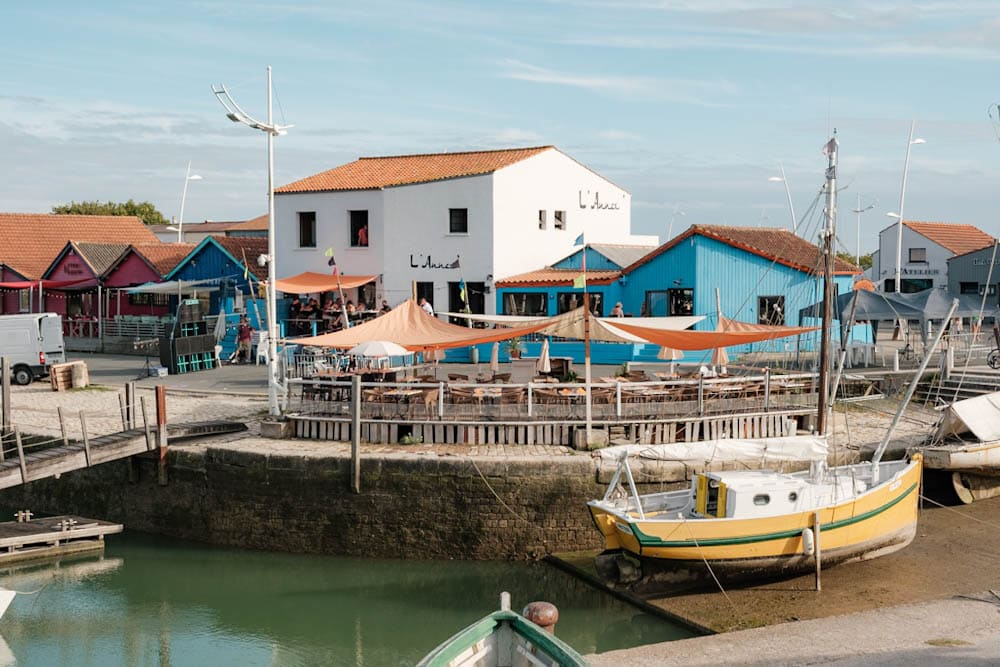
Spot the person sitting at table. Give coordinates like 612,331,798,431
289,296,302,319
356,300,367,314
610,302,624,317
379,299,391,314
322,297,335,314
345,300,356,316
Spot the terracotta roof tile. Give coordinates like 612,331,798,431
497,268,621,287
903,221,994,256
132,243,197,276
276,147,554,193
625,225,859,276
212,236,270,280
0,213,160,280
236,214,269,231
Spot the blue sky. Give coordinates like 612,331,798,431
2,1,999,255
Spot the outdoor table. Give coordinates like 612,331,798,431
382,388,423,417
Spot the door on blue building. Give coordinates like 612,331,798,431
646,288,693,316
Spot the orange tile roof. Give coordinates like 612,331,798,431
236,213,269,231
497,268,621,287
276,147,555,193
0,213,160,280
625,225,859,276
903,221,994,256
132,243,197,276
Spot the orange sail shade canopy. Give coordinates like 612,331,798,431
291,299,548,351
274,271,377,293
610,317,817,351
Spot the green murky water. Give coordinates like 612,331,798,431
0,533,693,666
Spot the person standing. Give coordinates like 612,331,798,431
610,302,624,317
236,316,254,364
419,297,434,316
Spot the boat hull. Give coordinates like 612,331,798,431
588,457,922,594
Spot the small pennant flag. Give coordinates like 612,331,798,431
821,137,837,156
573,274,586,289
325,247,339,277
448,256,461,269
458,278,467,303
573,233,584,246
243,263,249,280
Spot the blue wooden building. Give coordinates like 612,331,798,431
484,226,860,366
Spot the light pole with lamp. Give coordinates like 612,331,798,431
851,195,876,267
212,67,292,417
768,161,797,234
177,161,202,243
889,121,926,293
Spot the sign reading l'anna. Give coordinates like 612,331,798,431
578,190,620,210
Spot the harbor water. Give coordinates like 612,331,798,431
0,533,694,665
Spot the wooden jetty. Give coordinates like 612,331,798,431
0,513,122,565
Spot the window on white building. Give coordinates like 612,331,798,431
298,212,316,248
449,208,468,234
350,210,369,247
554,210,566,230
538,210,547,230
908,247,927,263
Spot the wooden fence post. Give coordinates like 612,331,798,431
156,385,168,485
140,397,153,451
125,382,136,430
351,375,361,493
14,427,27,484
79,411,92,467
118,393,128,431
57,407,69,447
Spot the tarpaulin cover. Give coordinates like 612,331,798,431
610,317,817,351
799,289,986,323
595,435,829,463
935,391,1000,442
291,299,548,351
127,279,219,294
274,271,376,293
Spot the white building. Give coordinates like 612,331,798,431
273,146,655,314
873,220,992,293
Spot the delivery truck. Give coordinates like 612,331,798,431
0,313,66,385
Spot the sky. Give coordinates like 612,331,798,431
2,1,1000,256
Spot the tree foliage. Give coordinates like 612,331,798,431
52,200,169,226
837,251,872,270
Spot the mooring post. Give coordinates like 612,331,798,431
140,396,153,451
13,427,26,484
118,393,128,431
79,411,92,467
763,367,771,411
57,406,69,447
125,381,136,429
814,510,822,591
351,374,361,493
1,357,10,437
156,385,168,486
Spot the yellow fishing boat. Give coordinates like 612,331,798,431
588,454,922,593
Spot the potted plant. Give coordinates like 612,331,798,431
507,337,524,359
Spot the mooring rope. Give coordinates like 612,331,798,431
920,494,1000,530
470,459,532,525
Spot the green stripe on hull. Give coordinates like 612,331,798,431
630,482,917,549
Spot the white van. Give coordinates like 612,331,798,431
0,313,66,385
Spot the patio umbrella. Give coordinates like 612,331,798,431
213,306,228,342
490,341,500,372
657,345,683,375
536,338,551,374
710,345,730,373
347,340,411,357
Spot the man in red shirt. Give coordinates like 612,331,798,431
236,316,254,364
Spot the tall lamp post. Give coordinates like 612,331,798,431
890,122,926,293
768,161,797,234
851,195,876,267
212,67,292,417
177,162,202,243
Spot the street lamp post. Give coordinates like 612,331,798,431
177,161,202,243
212,67,292,417
768,161,797,234
851,195,876,267
891,121,926,293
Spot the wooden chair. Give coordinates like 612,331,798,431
448,373,469,382
491,372,511,383
420,388,439,419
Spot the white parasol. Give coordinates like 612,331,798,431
710,344,730,374
657,344,683,375
490,341,500,372
536,338,551,374
347,340,411,357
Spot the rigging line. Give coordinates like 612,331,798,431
682,522,742,619
469,458,532,525
919,494,1000,530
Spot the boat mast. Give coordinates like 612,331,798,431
817,134,837,435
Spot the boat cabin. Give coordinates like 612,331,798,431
693,470,862,519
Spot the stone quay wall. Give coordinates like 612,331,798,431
0,446,615,560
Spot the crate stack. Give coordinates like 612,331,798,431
159,299,217,374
